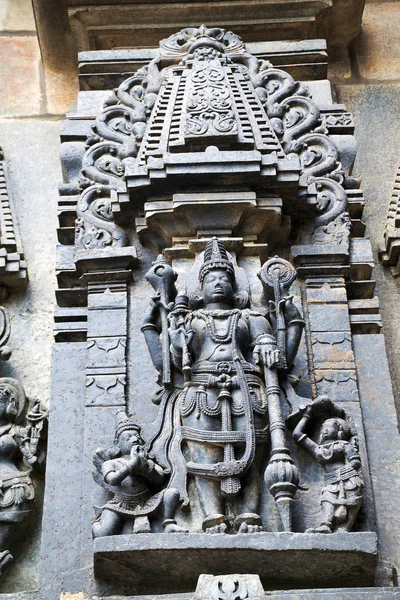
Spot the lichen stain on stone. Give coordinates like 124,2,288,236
60,593,88,600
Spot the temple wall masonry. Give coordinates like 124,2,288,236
0,0,399,598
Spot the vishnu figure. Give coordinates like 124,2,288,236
142,238,304,533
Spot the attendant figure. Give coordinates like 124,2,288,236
292,397,364,533
92,412,187,536
0,379,46,575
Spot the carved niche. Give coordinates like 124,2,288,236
53,25,382,596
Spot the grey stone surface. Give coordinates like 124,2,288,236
353,335,400,576
39,342,86,600
336,84,400,413
89,590,400,600
94,532,377,595
0,120,60,593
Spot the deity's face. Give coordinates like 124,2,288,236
118,429,143,455
202,269,234,306
320,418,340,443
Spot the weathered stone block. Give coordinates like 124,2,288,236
0,0,36,32
308,304,351,332
356,3,400,81
0,37,41,116
44,67,79,115
93,532,377,595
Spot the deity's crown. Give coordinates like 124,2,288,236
114,411,142,440
199,237,235,285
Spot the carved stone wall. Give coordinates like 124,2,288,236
0,0,399,598
38,23,400,600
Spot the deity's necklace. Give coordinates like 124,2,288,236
203,309,240,344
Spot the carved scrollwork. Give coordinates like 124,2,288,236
75,185,126,249
297,134,341,179
279,96,321,153
312,177,348,228
81,143,126,190
185,45,237,139
91,106,147,156
160,24,246,57
211,578,249,600
251,68,310,119
75,63,162,249
242,53,352,232
312,212,351,246
0,307,11,362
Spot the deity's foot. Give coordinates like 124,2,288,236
0,550,13,577
235,513,264,534
202,513,229,534
163,519,189,533
305,524,332,534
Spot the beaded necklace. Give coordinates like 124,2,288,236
202,309,240,344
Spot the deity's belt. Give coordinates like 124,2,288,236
182,357,259,492
324,465,362,485
191,361,262,376
113,489,151,503
187,372,262,388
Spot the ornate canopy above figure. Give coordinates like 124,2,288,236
74,25,357,268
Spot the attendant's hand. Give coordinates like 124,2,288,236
128,445,148,474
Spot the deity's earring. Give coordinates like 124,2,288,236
233,291,249,309
6,396,17,418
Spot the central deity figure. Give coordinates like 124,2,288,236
142,238,304,533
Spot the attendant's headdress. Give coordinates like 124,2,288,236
114,411,142,441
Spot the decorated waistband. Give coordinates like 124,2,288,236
324,465,362,485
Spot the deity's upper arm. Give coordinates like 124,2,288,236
246,310,272,343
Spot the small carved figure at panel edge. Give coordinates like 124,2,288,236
142,238,305,533
92,412,188,536
0,378,47,576
290,396,364,533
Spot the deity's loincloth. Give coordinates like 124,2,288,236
0,472,35,522
99,488,165,518
321,465,363,509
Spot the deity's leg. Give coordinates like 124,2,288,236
336,500,361,532
185,439,227,532
92,509,123,537
306,500,334,533
234,443,267,533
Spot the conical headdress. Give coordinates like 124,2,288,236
114,411,142,440
199,237,235,285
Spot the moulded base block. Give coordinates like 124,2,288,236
93,531,378,595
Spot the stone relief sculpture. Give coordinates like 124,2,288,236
0,378,47,575
290,396,364,533
74,26,357,251
92,411,187,536
141,238,305,533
